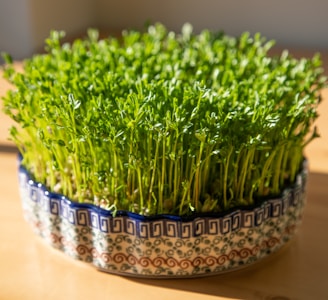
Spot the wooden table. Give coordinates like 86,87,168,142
1,51,328,299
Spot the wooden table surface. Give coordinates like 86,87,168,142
1,50,328,300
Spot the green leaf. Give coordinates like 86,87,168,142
2,23,326,216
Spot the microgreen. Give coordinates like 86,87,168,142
2,23,326,216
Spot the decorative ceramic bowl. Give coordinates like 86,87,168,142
18,161,307,278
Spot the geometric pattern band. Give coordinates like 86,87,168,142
19,167,306,239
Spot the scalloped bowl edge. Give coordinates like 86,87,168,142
18,161,308,278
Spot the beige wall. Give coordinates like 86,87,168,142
0,0,34,60
1,0,328,61
28,0,96,53
95,0,328,49
0,0,96,61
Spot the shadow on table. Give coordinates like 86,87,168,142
0,143,17,154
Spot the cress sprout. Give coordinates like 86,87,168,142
2,23,326,216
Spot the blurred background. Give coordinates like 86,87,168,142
1,0,328,62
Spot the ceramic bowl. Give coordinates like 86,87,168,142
18,161,307,278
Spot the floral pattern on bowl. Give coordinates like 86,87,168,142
18,162,307,278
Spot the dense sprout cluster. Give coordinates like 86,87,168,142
2,23,326,215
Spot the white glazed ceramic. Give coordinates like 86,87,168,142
18,161,307,278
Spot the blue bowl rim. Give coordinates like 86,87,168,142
18,155,307,222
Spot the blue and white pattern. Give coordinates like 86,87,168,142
19,168,305,239
18,163,307,277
